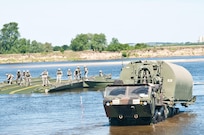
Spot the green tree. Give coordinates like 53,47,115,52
30,40,44,53
15,38,28,53
70,33,107,52
70,34,89,51
0,22,20,53
43,42,53,52
91,33,107,52
62,45,70,50
120,43,130,50
107,38,121,52
53,46,61,51
107,38,131,52
135,43,148,49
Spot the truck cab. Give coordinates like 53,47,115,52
103,84,160,125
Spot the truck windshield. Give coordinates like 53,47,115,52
128,86,149,97
104,86,149,97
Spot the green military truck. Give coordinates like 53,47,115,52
103,60,196,125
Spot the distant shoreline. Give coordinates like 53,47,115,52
31,58,204,68
3,57,204,70
0,45,204,64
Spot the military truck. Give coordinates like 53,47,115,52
103,60,196,125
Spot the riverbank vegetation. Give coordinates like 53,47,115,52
0,22,204,63
1,45,204,63
0,22,149,54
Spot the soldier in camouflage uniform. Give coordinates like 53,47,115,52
16,70,22,85
84,66,88,78
21,70,26,86
41,69,49,86
25,70,32,86
6,73,14,85
56,68,63,84
67,69,72,82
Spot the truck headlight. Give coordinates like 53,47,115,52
143,101,147,105
106,102,110,106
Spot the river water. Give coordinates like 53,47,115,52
0,56,204,135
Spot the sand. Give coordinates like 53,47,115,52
0,46,204,63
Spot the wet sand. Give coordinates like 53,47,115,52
109,113,197,135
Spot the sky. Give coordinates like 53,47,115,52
1,0,204,46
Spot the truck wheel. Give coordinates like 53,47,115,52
152,109,158,124
175,108,180,114
167,107,173,117
157,107,165,122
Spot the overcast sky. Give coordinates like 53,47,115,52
1,0,204,45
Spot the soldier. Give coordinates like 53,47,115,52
25,70,32,86
67,69,72,82
56,68,63,83
41,69,49,86
21,70,26,86
74,69,78,80
16,70,22,85
74,66,81,80
84,66,88,78
153,73,162,85
6,73,14,84
77,66,81,79
99,70,103,77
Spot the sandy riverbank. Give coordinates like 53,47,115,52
0,45,204,63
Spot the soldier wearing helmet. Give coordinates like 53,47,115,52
16,70,22,85
25,70,32,86
84,65,88,78
67,68,72,82
41,69,49,86
56,68,63,83
99,70,103,77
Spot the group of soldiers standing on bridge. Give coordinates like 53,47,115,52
5,65,104,87
41,65,89,87
6,70,32,86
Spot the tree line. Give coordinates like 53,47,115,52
0,22,148,54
